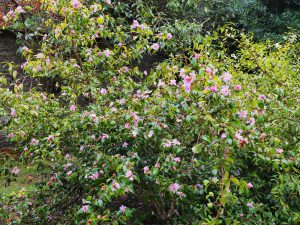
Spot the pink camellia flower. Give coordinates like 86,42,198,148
174,157,181,163
220,85,231,96
139,24,146,30
71,0,80,9
247,182,253,189
260,133,267,139
100,88,107,95
8,133,14,139
11,109,17,118
112,180,120,190
99,133,109,141
194,53,200,59
210,86,218,93
66,171,72,176
233,84,242,91
124,123,131,129
276,148,284,154
183,73,196,93
249,117,255,126
167,33,173,40
148,130,154,138
221,133,226,139
82,205,89,213
104,49,110,57
184,84,191,93
169,183,181,193
16,6,24,13
246,202,254,208
221,72,232,82
125,170,134,181
89,172,99,180
258,94,267,101
151,43,160,51
47,135,54,142
143,166,150,174
30,138,39,146
169,80,177,85
205,67,213,74
70,105,76,112
11,166,20,175
132,20,139,29
158,80,165,87
36,53,44,59
119,205,126,213
237,110,248,119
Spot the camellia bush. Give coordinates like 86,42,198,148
0,0,300,224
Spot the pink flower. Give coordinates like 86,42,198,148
66,171,72,176
119,205,126,213
174,157,181,163
210,86,218,92
155,162,160,168
47,135,54,142
148,130,154,138
36,53,44,59
169,183,181,193
99,133,109,141
70,105,76,112
124,123,131,129
194,53,200,59
205,67,213,74
276,148,283,154
233,85,242,91
247,182,253,189
71,0,80,9
258,95,267,101
30,138,39,146
169,80,177,85
183,73,196,93
125,170,134,181
221,72,232,82
167,33,173,40
16,6,24,13
11,109,17,117
237,110,248,119
104,49,110,57
132,20,139,29
100,88,107,95
11,166,20,175
184,84,191,93
8,133,14,139
112,180,120,190
220,85,231,96
89,172,99,180
151,43,160,51
260,133,267,139
221,133,226,139
158,80,165,87
122,142,128,147
143,166,150,174
249,117,255,126
82,205,89,213
246,202,254,208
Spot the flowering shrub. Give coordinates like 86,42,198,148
0,0,300,224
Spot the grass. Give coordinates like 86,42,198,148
0,155,37,194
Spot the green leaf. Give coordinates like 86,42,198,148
192,144,202,154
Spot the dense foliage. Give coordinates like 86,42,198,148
0,0,299,224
